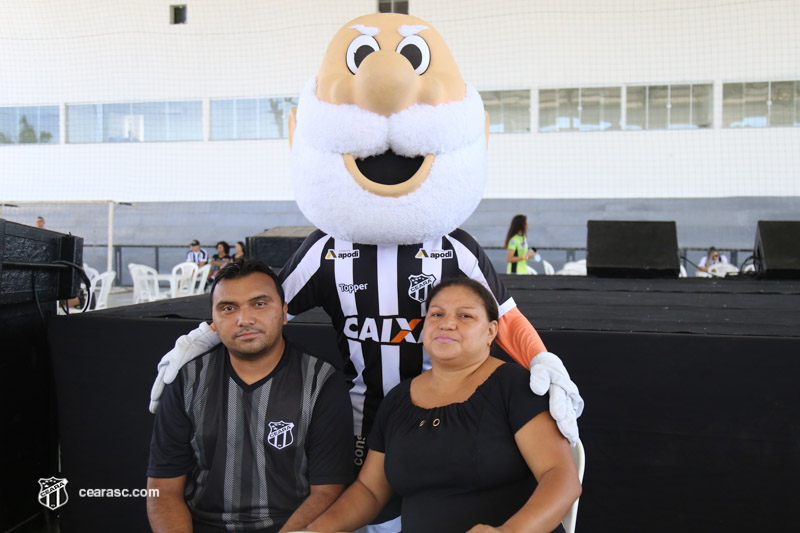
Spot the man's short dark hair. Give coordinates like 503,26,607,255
425,277,499,322
209,258,285,305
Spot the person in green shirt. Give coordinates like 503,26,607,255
505,214,538,274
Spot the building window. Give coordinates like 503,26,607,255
378,1,408,14
723,81,800,128
171,5,187,25
539,87,621,132
480,90,530,133
66,101,201,143
211,97,298,140
0,106,59,145
626,84,712,130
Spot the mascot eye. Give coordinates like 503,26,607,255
346,34,381,74
396,34,430,75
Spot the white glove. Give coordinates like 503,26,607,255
529,352,584,447
149,322,221,413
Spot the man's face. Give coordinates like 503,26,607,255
191,244,200,252
289,13,490,245
36,217,45,228
211,273,288,360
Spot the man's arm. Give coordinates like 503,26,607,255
147,475,191,533
279,484,346,532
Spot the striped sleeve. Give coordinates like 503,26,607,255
278,230,333,319
445,228,516,317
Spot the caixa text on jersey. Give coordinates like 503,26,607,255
343,316,423,344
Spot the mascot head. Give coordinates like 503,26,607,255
289,13,489,245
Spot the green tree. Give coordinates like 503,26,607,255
17,114,53,143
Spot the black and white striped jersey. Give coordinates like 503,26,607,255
279,228,515,436
147,342,353,532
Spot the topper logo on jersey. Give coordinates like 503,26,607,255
325,249,360,260
343,316,423,344
339,283,368,294
267,421,295,450
408,273,437,303
415,249,454,260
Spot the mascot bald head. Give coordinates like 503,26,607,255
289,13,489,245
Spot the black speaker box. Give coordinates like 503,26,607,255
587,220,679,278
753,221,800,279
247,226,316,269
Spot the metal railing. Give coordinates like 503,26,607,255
85,244,756,286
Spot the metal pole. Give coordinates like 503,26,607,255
107,201,114,273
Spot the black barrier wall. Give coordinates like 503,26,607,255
46,276,800,532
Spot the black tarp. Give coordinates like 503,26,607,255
48,276,800,532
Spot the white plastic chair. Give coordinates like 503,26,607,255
129,263,169,303
557,259,587,276
90,271,116,310
192,264,212,294
708,263,740,278
128,263,145,304
83,263,99,282
170,261,199,298
562,438,586,533
679,265,687,278
542,259,555,275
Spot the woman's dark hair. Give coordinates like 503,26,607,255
236,241,247,257
426,277,499,322
504,214,527,248
216,241,231,255
209,258,284,304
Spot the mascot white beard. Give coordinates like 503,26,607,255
291,77,487,245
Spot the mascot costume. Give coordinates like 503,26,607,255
150,13,583,531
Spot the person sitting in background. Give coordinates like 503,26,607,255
696,246,729,273
36,216,45,229
186,240,208,267
233,240,247,260
306,278,581,533
208,241,234,282
505,214,538,274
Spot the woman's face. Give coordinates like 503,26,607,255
217,244,225,255
422,285,498,366
236,243,244,255
711,251,720,261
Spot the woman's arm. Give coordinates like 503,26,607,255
506,248,527,263
305,450,393,532
469,411,581,533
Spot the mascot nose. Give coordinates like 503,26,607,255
353,50,418,116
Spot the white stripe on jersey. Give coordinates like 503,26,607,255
348,338,367,436
377,246,402,401
446,234,517,317
334,239,357,316
376,246,398,315
283,234,330,320
381,345,400,397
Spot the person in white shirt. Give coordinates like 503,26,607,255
697,247,729,272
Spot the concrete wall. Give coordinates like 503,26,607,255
1,0,799,202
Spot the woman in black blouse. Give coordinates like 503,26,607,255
306,278,581,533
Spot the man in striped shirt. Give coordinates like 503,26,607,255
147,260,353,532
187,240,209,267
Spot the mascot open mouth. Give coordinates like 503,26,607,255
356,150,424,185
343,151,435,198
